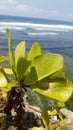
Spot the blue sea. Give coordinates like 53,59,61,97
0,15,73,80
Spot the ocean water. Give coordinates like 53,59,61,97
0,15,73,80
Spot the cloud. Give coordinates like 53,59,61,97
32,8,57,19
0,0,57,19
0,0,73,21
1,0,18,5
0,0,18,11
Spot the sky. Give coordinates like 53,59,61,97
0,0,73,21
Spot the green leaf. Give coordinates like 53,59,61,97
0,56,9,63
56,128,60,130
42,110,49,128
4,82,15,92
6,29,15,72
48,110,57,116
58,113,64,126
27,42,42,61
3,68,13,74
0,82,15,93
49,124,57,130
0,72,7,88
15,41,27,80
15,41,26,68
16,58,30,80
57,102,65,108
39,69,66,83
33,80,73,102
25,53,64,85
32,127,46,130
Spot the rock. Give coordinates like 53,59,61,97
0,113,7,130
60,108,73,130
24,102,41,117
8,126,18,130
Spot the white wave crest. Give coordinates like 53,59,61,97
0,22,73,32
28,32,58,36
0,22,73,29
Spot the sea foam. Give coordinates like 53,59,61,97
0,22,73,32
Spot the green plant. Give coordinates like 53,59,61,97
32,107,65,130
0,29,73,128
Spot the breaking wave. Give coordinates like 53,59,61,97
0,22,73,33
